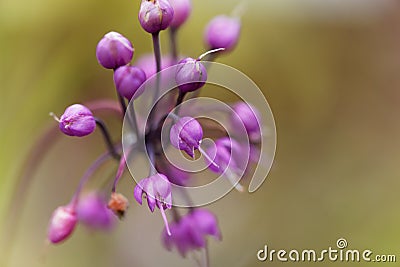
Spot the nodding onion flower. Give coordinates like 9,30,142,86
162,209,221,257
35,2,265,267
134,173,172,235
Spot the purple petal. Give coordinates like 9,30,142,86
191,209,222,240
134,179,147,205
147,195,156,212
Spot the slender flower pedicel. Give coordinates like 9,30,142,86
96,31,134,70
168,0,191,62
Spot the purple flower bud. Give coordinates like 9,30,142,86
135,53,174,79
204,15,241,52
58,104,96,137
170,116,203,158
114,66,147,100
138,0,174,34
169,0,192,29
134,173,172,212
162,209,221,257
47,205,77,244
230,102,261,142
76,193,115,230
96,31,134,69
175,58,207,93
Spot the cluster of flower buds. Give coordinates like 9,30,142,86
43,1,263,266
96,31,147,101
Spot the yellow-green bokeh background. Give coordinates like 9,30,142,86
1,0,399,266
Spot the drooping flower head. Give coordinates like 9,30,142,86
175,57,207,93
162,209,221,257
134,173,172,211
47,205,77,244
206,137,247,191
139,0,175,34
114,65,147,100
206,137,241,172
134,173,172,235
96,31,134,69
76,192,115,230
57,104,96,137
169,0,192,29
230,102,261,142
170,116,203,158
204,15,241,52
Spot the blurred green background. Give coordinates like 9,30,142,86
1,0,400,266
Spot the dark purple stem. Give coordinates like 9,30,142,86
148,32,162,131
127,102,140,142
113,68,127,116
0,99,123,267
169,27,178,63
117,93,127,116
152,32,161,105
112,147,131,192
95,117,120,160
71,151,114,207
173,91,186,116
152,32,162,73
147,142,157,176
